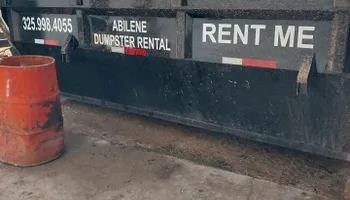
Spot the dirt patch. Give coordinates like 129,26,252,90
154,161,182,180
62,100,350,199
136,145,232,171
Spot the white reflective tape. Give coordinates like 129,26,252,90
111,47,125,54
222,57,242,65
34,39,44,44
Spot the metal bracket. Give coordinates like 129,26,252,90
171,0,187,7
61,34,78,64
296,55,314,96
5,0,11,6
333,0,350,9
76,0,83,5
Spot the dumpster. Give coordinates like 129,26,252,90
2,0,350,160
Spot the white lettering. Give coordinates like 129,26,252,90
136,21,142,33
118,20,123,32
233,24,248,45
93,33,138,48
119,35,125,45
142,21,147,33
202,23,217,43
112,20,118,31
148,37,154,49
130,20,135,32
159,39,165,50
166,39,171,51
199,23,316,49
94,33,99,44
143,37,149,48
137,37,143,48
124,35,130,47
274,25,295,47
250,24,266,45
124,20,130,32
21,16,73,33
135,37,171,51
113,20,147,33
218,24,232,44
109,34,115,46
297,26,315,49
129,36,135,48
115,35,120,46
154,38,160,49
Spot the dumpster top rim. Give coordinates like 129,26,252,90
0,55,55,68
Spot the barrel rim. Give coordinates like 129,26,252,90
0,55,55,68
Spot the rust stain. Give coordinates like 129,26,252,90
35,120,41,128
36,97,63,131
297,56,313,84
0,114,22,133
0,127,11,134
327,14,340,72
38,101,53,108
54,123,63,132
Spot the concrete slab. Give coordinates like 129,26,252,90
0,133,334,200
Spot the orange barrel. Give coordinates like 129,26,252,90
0,55,64,167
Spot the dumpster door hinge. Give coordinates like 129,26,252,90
5,0,11,6
296,55,315,96
76,0,83,5
61,34,78,64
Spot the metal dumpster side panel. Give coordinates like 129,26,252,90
5,7,348,73
2,1,350,160
12,42,350,160
0,0,342,11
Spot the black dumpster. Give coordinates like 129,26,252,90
2,0,350,160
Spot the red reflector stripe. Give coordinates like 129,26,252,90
44,40,60,46
124,48,146,56
242,59,276,69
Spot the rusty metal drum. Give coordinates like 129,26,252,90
0,55,64,166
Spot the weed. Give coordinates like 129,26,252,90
135,145,232,171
